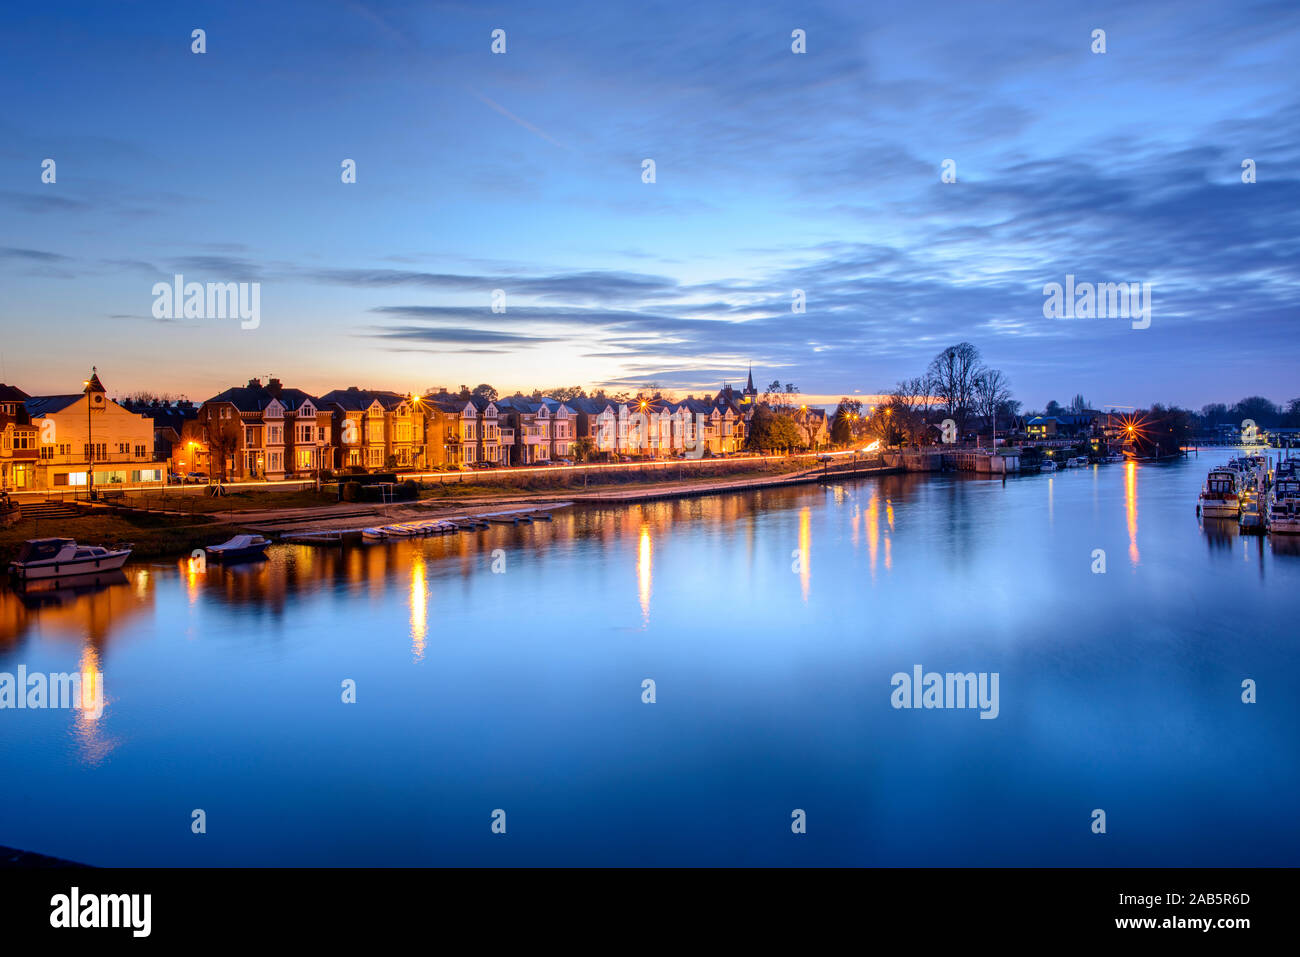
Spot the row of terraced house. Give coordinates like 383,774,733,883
0,369,801,490
189,377,764,481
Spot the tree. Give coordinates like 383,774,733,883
1045,399,1064,417
1229,396,1280,428
763,380,800,414
769,414,802,452
926,343,982,432
204,417,240,481
472,384,498,402
746,404,775,451
973,368,1012,448
831,398,862,445
548,386,587,402
572,437,595,463
1200,403,1229,428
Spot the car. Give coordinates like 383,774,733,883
185,471,209,484
167,472,184,484
472,461,500,470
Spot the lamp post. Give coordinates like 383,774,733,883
84,376,94,500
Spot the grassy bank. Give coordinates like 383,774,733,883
0,511,228,565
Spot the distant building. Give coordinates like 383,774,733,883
119,398,199,473
198,378,334,481
22,371,168,489
319,387,427,471
0,383,37,491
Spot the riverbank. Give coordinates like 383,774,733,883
0,511,246,566
0,459,893,561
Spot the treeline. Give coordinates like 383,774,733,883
831,342,1018,447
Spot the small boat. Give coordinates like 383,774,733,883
205,534,271,562
1103,454,1124,463
362,527,386,542
8,537,132,581
1040,460,1057,473
1240,499,1266,534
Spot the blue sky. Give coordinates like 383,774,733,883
1,0,1297,410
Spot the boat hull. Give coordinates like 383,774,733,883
206,545,270,563
1200,502,1238,518
8,550,131,581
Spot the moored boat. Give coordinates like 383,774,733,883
1199,467,1241,518
205,534,271,562
8,537,133,581
1239,498,1266,534
1269,475,1300,534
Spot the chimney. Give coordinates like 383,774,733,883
266,378,283,397
247,378,262,389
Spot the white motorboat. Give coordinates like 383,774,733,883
8,537,132,581
1269,476,1300,534
1199,468,1241,518
1041,460,1057,472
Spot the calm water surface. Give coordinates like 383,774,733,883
2,450,1298,865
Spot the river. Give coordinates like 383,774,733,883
1,449,1297,865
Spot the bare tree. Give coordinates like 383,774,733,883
973,368,1012,448
204,417,240,481
926,342,983,433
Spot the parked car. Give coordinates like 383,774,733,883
472,461,500,470
167,472,184,484
185,471,209,484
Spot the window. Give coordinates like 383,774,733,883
318,427,326,442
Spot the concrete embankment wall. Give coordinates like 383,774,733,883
884,451,1020,473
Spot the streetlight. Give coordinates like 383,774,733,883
83,376,93,500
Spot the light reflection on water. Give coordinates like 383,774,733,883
1,449,1298,866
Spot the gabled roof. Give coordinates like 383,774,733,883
202,385,281,413
25,394,83,417
495,396,543,414
201,379,323,414
564,396,615,415
538,398,575,415
318,387,408,412
0,384,30,403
